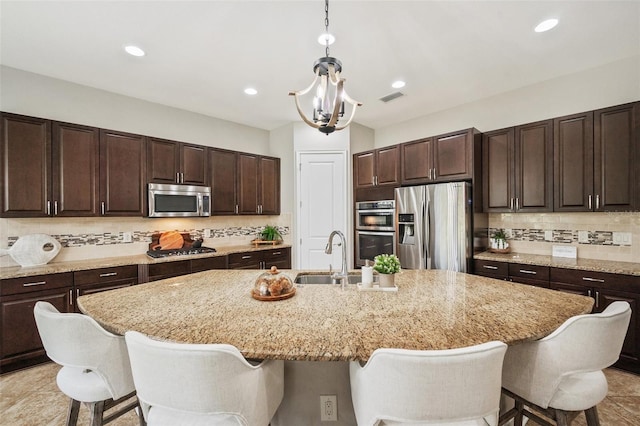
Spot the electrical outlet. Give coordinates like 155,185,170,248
578,230,589,244
320,395,337,422
544,230,553,241
122,232,132,243
204,229,212,238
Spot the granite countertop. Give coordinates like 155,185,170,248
77,269,593,362
474,251,640,276
0,244,291,280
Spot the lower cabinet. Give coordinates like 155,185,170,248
148,260,191,282
228,247,291,270
73,265,138,312
0,273,73,373
191,256,228,273
473,259,640,373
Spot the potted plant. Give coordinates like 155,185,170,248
373,254,401,287
256,225,282,245
491,228,509,251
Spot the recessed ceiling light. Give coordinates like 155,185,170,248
124,45,145,57
244,88,258,95
392,80,406,89
534,18,559,33
317,32,335,46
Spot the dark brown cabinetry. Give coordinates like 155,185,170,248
473,259,549,288
209,148,238,215
483,120,553,212
147,260,191,282
147,137,207,186
191,256,228,273
99,129,146,216
554,102,639,212
1,114,102,218
228,247,291,270
549,268,639,371
237,153,281,215
354,146,400,188
73,265,138,311
0,272,73,373
401,128,478,185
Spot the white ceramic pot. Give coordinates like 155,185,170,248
378,273,395,288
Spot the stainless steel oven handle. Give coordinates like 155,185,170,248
356,230,395,236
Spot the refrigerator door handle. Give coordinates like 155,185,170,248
423,199,429,269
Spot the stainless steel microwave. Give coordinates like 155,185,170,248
147,183,211,218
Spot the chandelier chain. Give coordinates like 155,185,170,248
324,0,330,57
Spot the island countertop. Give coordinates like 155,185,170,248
77,269,593,362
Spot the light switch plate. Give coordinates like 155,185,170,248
204,228,212,238
613,232,632,246
544,230,553,241
552,245,577,258
578,230,589,243
122,232,132,243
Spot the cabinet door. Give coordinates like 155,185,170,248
147,260,191,282
228,252,262,269
259,156,280,215
191,256,228,273
554,112,594,212
473,260,509,280
375,146,400,186
147,137,179,184
209,148,238,215
1,288,72,372
433,130,472,181
597,290,638,363
100,130,146,216
482,128,514,212
401,138,433,185
594,102,638,211
181,143,207,185
0,113,51,217
52,122,100,216
263,247,291,270
237,153,260,214
354,151,375,188
514,120,553,212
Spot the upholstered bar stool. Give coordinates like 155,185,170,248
125,330,284,426
33,301,142,426
500,301,631,426
349,341,508,426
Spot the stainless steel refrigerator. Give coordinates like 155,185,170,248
395,182,475,272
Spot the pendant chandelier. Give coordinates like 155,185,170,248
289,0,362,135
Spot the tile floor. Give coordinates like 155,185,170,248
1,362,638,425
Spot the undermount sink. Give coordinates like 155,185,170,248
294,273,362,285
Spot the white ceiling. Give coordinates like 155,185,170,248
1,1,639,131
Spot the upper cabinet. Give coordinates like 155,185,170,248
401,128,477,185
354,145,400,188
99,129,146,216
210,150,281,216
1,114,100,217
237,153,280,215
147,137,207,186
554,102,638,212
483,120,553,213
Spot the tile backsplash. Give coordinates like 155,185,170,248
489,212,640,263
0,214,291,267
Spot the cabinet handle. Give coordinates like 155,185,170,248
588,195,592,210
433,168,436,178
595,195,600,210
176,172,180,183
23,281,46,287
519,269,537,275
272,251,281,255
582,277,605,283
99,272,118,277
47,200,51,216
515,198,520,210
595,291,600,309
70,290,74,306
483,265,498,270
587,289,592,297
181,172,185,183
235,205,238,214
54,201,58,216
242,255,252,259
101,202,105,216
510,198,514,210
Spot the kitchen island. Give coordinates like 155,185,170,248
77,268,593,361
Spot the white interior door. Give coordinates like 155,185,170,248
297,152,347,269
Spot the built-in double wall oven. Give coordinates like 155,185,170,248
355,200,396,267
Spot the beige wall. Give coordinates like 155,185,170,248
374,55,640,147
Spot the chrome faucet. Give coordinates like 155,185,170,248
325,230,348,289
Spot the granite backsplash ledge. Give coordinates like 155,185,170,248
0,214,291,267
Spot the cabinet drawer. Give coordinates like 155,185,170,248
74,265,138,286
550,268,639,293
148,260,191,281
508,263,549,281
228,252,260,266
474,260,508,278
191,256,228,273
1,272,73,296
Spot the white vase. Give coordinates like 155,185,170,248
379,273,395,288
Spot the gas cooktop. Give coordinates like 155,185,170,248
146,247,217,258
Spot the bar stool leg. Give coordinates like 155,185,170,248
66,398,80,426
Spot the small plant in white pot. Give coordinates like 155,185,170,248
373,254,401,287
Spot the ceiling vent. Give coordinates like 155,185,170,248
379,91,405,103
